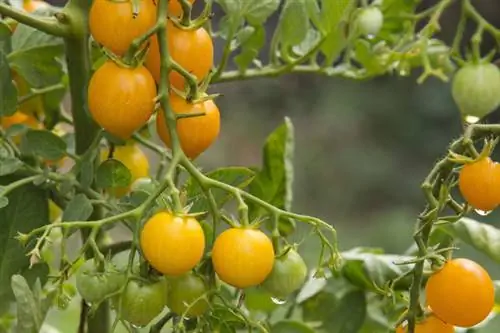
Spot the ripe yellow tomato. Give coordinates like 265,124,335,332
1,111,41,144
458,157,500,212
140,211,205,276
100,142,150,197
396,315,454,333
23,0,48,12
425,258,494,327
88,60,157,140
156,94,220,159
145,21,213,90
89,0,157,56
12,72,44,117
167,0,195,17
211,227,275,289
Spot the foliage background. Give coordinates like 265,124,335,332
16,0,499,331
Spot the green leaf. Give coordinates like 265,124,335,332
0,50,17,116
0,21,12,54
95,159,132,189
341,248,419,291
234,26,265,72
185,167,255,213
62,194,93,222
24,129,67,160
11,275,42,333
0,197,8,209
320,0,355,64
249,117,294,219
216,0,280,26
11,20,62,52
0,157,23,176
439,218,500,263
0,175,49,302
276,0,309,47
271,320,315,333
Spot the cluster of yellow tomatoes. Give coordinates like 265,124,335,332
397,257,494,332
87,0,220,160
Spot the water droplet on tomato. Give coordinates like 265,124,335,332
130,323,145,329
464,115,480,124
270,297,286,305
474,209,491,216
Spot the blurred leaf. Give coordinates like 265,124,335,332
62,194,93,222
439,217,500,263
186,167,255,213
275,0,309,48
296,273,328,304
0,175,49,302
77,156,95,189
271,320,315,333
0,21,11,54
24,129,67,160
11,20,62,52
320,0,355,64
95,159,132,189
249,117,294,222
302,290,338,323
11,275,41,333
329,290,367,332
341,248,418,291
0,50,17,116
234,25,265,72
377,0,418,44
216,0,279,26
0,157,23,176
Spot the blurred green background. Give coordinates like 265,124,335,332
30,0,500,331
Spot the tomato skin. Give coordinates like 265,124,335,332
140,211,205,276
261,249,308,299
156,94,220,159
212,228,275,289
356,7,384,37
145,21,213,89
88,61,157,140
75,259,126,304
100,143,150,197
396,315,454,333
452,63,500,119
425,258,494,327
166,272,209,317
117,279,168,327
458,157,500,212
89,0,157,56
168,0,195,16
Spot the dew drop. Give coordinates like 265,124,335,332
475,209,491,216
271,297,287,305
130,323,145,329
366,34,375,40
464,115,480,124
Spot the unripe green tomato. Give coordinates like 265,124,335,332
131,177,156,194
117,278,168,327
261,249,308,299
166,273,210,317
356,7,384,37
76,259,126,305
452,62,500,119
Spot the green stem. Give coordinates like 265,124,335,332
0,3,69,36
17,83,66,106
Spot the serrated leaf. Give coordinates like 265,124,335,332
95,159,132,189
0,175,49,302
249,117,294,220
185,167,255,213
62,194,93,222
439,218,500,263
271,320,315,333
234,26,265,72
0,50,17,116
24,129,67,160
320,0,355,64
0,157,23,176
11,275,42,333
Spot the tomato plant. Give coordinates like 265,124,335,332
2,0,500,332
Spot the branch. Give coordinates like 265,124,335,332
0,3,68,37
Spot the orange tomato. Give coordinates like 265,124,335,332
156,94,220,159
458,157,500,212
167,0,196,17
100,142,150,197
145,20,213,90
396,315,454,333
140,211,205,276
1,111,40,144
425,258,494,327
23,0,48,12
88,60,157,140
211,228,275,289
89,0,157,56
